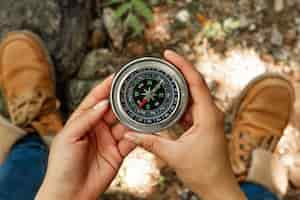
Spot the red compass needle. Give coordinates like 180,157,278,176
139,98,148,109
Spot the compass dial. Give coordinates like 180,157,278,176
110,57,188,133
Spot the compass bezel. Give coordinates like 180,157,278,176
110,57,189,133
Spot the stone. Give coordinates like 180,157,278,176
284,29,297,45
274,0,285,12
239,15,251,28
295,17,300,33
286,0,297,6
77,49,128,80
103,8,126,50
65,79,100,111
223,18,240,33
249,24,257,31
176,10,190,23
272,48,290,61
144,7,171,43
89,18,106,49
271,26,283,46
126,41,146,57
0,0,92,80
254,0,268,12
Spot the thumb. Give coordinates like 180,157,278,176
64,99,109,139
124,132,177,163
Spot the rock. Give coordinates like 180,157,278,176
249,24,257,31
239,15,251,28
202,21,225,40
223,18,240,34
145,7,171,43
65,79,100,111
0,0,92,80
176,10,190,23
103,8,126,50
190,195,199,200
284,29,297,45
271,26,283,46
286,0,297,7
254,0,268,12
77,49,128,80
295,18,300,33
274,0,285,12
89,18,106,49
179,189,190,200
126,41,146,57
272,48,290,61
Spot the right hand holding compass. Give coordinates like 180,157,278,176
125,50,247,200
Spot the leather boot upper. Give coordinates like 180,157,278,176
0,31,63,135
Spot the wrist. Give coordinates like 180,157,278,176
35,181,77,200
194,172,247,200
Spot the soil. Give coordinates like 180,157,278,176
0,0,300,199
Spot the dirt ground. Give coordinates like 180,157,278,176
1,0,300,199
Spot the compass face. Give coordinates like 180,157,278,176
110,57,188,133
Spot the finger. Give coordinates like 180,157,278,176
118,140,136,157
103,109,118,125
69,75,114,122
164,50,212,105
179,105,193,129
64,100,109,140
94,121,123,167
124,132,177,163
112,123,130,141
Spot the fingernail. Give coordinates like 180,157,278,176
164,49,176,56
93,99,109,111
124,133,142,144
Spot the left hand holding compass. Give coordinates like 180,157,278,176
36,76,136,200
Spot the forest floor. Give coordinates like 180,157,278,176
1,0,300,199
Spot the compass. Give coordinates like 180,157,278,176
110,57,189,133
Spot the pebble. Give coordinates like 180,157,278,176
271,26,283,46
176,9,190,23
66,79,99,111
89,19,106,49
274,0,285,12
77,49,116,80
239,15,251,28
126,41,146,56
249,24,257,31
103,8,126,50
254,0,268,12
284,29,297,45
295,18,300,33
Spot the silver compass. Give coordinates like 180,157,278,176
110,57,189,133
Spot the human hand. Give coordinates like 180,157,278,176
125,50,246,200
36,76,136,200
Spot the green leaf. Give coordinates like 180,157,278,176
103,0,123,7
114,2,132,18
125,13,144,36
166,0,175,4
131,0,153,22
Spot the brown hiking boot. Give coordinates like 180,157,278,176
0,31,63,136
229,74,295,180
